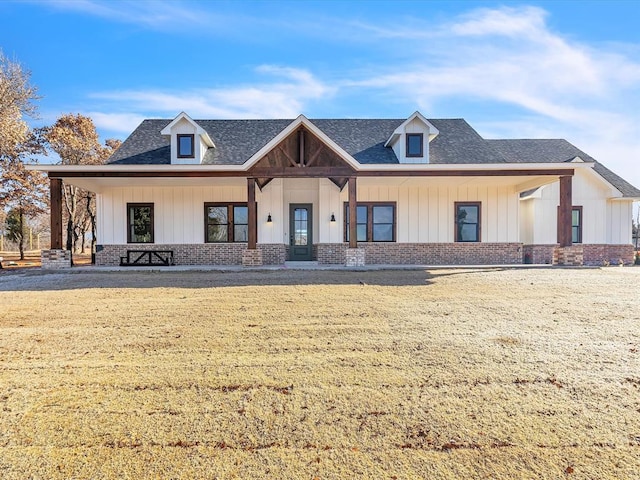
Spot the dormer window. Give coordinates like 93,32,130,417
177,134,195,158
406,133,423,157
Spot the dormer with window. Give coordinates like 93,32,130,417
385,111,439,164
161,112,215,164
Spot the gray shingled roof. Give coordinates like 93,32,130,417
107,118,638,198
108,118,505,166
489,139,640,198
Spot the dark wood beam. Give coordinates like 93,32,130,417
247,178,257,249
256,178,273,191
249,166,355,178
299,129,305,166
348,177,357,249
278,145,298,168
329,177,349,190
305,145,324,167
50,178,63,250
355,168,576,177
558,175,573,247
50,167,574,179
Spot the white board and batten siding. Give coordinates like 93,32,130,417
98,178,520,245
336,180,519,243
97,179,280,245
519,169,634,244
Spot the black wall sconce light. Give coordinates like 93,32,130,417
330,213,336,222
267,213,272,223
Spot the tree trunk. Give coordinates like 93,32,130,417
63,183,77,252
72,225,80,253
87,193,97,258
66,217,74,252
18,208,25,261
80,223,87,253
635,209,639,265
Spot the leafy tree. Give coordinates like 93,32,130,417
5,208,26,257
41,114,121,253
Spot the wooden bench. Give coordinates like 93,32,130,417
120,250,174,267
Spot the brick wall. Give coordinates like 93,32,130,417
523,244,556,264
317,243,523,265
554,245,584,266
582,244,635,266
96,244,286,266
41,249,71,269
95,242,635,267
525,244,635,266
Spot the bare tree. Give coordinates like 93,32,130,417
0,160,48,259
0,50,39,159
41,114,121,254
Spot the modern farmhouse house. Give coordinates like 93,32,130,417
36,112,639,268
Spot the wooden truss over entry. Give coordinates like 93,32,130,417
249,126,355,191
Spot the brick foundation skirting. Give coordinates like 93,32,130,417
317,243,523,265
525,244,635,266
95,244,286,266
554,245,584,266
345,248,366,267
242,249,263,267
523,245,556,264
95,242,635,267
582,244,635,266
41,249,72,269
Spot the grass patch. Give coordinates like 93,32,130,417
0,267,639,478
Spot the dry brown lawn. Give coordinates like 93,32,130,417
0,267,639,479
0,251,92,269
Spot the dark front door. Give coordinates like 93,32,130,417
289,204,313,261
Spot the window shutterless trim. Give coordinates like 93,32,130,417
127,203,154,244
557,205,583,244
343,201,396,242
204,202,255,243
454,201,481,242
177,134,195,158
572,205,583,244
406,133,424,158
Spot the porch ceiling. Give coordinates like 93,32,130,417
61,173,563,194
381,175,562,191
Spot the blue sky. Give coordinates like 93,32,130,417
2,0,640,193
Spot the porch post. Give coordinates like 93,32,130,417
247,178,257,249
50,178,63,249
348,176,357,248
558,175,573,247
41,177,71,269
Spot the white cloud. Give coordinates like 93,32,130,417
345,5,640,191
86,112,146,135
88,66,334,133
75,4,640,192
39,0,215,29
449,6,549,39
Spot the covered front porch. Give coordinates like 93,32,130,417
38,117,586,268
43,169,583,269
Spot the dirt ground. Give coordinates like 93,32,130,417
0,251,92,269
0,266,638,479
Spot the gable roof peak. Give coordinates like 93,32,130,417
384,111,440,148
160,112,215,147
